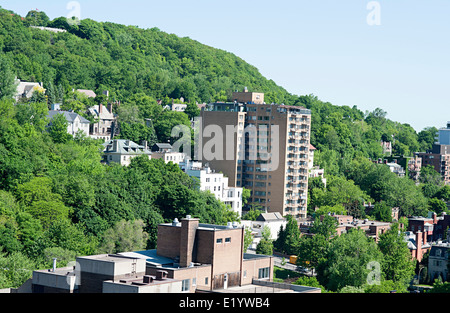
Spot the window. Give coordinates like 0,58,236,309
182,279,190,291
192,278,196,286
216,238,223,244
205,277,209,285
225,237,231,243
258,267,270,279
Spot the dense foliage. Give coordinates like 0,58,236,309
0,7,446,290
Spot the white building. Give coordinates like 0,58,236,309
14,79,44,102
241,213,287,249
171,103,187,112
47,110,90,137
182,159,243,217
102,139,151,166
308,144,327,187
150,143,187,165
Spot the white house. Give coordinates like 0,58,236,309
151,143,187,165
102,139,152,166
241,213,287,249
182,159,243,217
47,110,90,137
14,79,44,102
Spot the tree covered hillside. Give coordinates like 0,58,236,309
0,8,290,104
0,7,447,290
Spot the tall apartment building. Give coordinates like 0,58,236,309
197,91,311,218
417,123,450,185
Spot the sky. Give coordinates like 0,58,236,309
1,0,449,132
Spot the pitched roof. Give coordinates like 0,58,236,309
88,104,114,120
47,110,90,124
77,89,97,98
103,139,151,155
256,212,285,222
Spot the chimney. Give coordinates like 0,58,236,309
433,212,437,224
416,231,423,262
179,215,199,268
99,103,103,114
107,102,113,114
52,258,57,272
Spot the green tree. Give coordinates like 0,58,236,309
317,228,384,292
309,215,338,240
378,223,415,287
242,207,262,221
0,55,17,101
256,226,273,255
297,234,329,274
184,102,200,120
15,177,70,228
372,201,393,222
25,10,50,26
428,197,448,215
294,276,326,293
48,113,72,144
0,251,35,289
100,219,149,254
274,215,300,255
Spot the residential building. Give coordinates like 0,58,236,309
102,139,151,166
198,90,312,218
332,215,391,242
404,231,431,263
151,143,187,165
76,89,97,98
386,162,406,177
418,144,450,185
87,103,116,141
241,212,286,249
406,212,450,261
47,110,90,137
435,121,450,145
182,159,243,217
408,154,422,182
416,123,450,184
308,144,326,187
299,214,392,243
427,242,450,282
14,79,44,102
381,141,392,156
171,103,187,112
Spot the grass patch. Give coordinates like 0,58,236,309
273,266,302,282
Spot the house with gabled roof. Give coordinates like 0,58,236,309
87,103,116,141
47,110,90,137
102,139,151,166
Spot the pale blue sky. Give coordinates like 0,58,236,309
2,0,449,132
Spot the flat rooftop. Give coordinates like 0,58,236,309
161,221,243,231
